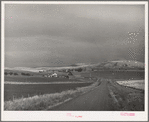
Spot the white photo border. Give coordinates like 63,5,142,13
1,1,148,121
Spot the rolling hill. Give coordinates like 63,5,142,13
5,60,144,73
92,60,144,70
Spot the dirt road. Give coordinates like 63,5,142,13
49,79,144,111
50,80,116,111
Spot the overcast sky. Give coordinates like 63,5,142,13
5,4,145,68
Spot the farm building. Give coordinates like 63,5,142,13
43,71,73,78
49,73,58,77
39,70,44,73
43,73,57,77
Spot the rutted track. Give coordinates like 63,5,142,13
49,79,116,111
49,79,144,111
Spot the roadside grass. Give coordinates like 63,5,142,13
4,81,100,110
5,76,78,83
116,80,144,90
108,80,144,111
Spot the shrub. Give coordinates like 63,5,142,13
26,73,31,76
68,71,73,76
4,72,8,75
14,73,18,75
75,68,83,72
21,73,25,75
9,72,13,75
21,73,31,76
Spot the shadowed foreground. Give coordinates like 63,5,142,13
49,80,115,111
49,79,144,111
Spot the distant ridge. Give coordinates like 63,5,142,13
94,60,144,70
5,60,144,72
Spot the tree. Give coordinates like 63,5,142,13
14,73,18,75
21,73,25,75
15,73,18,75
4,72,8,75
9,72,13,75
65,76,69,78
21,73,31,76
68,71,73,76
76,68,83,72
26,73,31,76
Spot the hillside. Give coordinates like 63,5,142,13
92,60,144,71
5,60,144,73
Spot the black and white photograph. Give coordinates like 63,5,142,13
1,1,148,121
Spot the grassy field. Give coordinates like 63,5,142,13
108,80,144,111
4,70,144,110
87,70,144,80
116,80,144,90
4,76,79,82
5,70,144,82
5,69,44,76
4,82,93,101
4,81,100,110
4,70,144,101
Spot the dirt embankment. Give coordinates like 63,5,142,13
49,79,144,111
108,80,144,111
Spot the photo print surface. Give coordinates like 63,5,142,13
1,1,148,121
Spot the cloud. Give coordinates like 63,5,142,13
4,4,145,67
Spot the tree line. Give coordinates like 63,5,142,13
4,72,32,76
